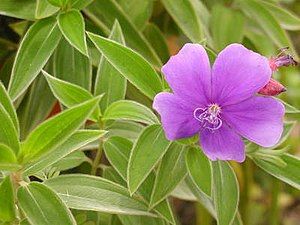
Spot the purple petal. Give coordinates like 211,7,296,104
200,123,245,162
162,43,211,107
212,44,271,106
153,92,200,140
222,97,285,147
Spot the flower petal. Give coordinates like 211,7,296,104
162,43,211,106
200,123,245,162
212,43,271,105
153,92,200,140
222,96,284,147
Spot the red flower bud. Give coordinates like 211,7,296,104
258,78,286,96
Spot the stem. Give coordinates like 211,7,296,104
270,178,280,225
91,140,103,176
240,159,253,225
91,120,104,176
195,202,212,225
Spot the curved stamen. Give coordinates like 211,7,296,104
193,104,222,131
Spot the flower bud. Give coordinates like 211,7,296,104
258,78,286,96
269,47,298,71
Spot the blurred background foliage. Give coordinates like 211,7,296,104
0,0,300,225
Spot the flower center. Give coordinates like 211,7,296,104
193,104,222,131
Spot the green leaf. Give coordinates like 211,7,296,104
0,104,20,154
53,38,92,90
237,0,297,56
103,100,159,125
47,0,69,7
118,215,165,225
95,20,127,112
84,0,162,66
150,143,187,208
105,120,144,141
0,144,20,171
253,153,300,190
185,176,215,217
143,23,170,64
20,97,101,163
17,72,56,140
161,0,203,43
70,0,94,9
8,17,62,100
211,4,245,51
0,0,36,20
35,0,59,19
260,0,300,31
116,0,153,30
0,176,16,222
58,9,88,56
279,99,300,114
171,179,197,201
51,151,87,171
88,32,162,99
0,82,19,134
43,71,100,121
128,125,170,194
24,130,106,175
212,161,239,225
186,146,212,197
17,182,76,225
104,136,132,180
44,175,156,216
103,136,175,224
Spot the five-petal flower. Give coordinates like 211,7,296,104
153,43,285,162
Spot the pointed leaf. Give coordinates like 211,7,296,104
116,0,153,30
253,153,300,190
58,9,88,56
0,82,19,133
0,144,20,171
94,21,127,112
43,71,100,121
0,176,16,222
260,1,300,31
54,38,92,90
8,18,62,100
88,32,162,99
186,146,212,197
104,136,175,224
24,130,106,175
35,0,59,19
0,104,19,154
150,143,187,208
84,0,161,66
212,161,239,225
17,72,56,140
21,97,100,163
44,175,156,216
161,0,203,43
0,0,36,20
128,125,170,194
103,100,159,125
211,4,245,51
17,182,76,225
237,0,297,56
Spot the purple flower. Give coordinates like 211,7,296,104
153,43,285,162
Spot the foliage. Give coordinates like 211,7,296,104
0,0,299,225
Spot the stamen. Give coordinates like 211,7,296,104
193,104,222,131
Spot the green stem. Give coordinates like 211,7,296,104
91,140,103,175
270,178,280,225
91,120,104,176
